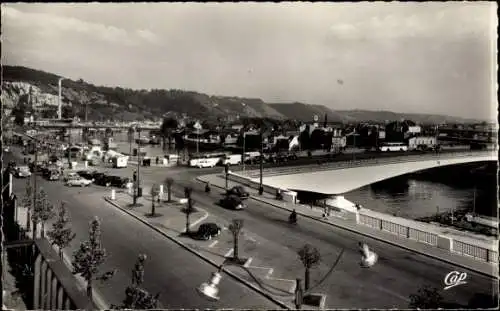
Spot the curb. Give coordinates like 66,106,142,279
196,177,497,279
103,197,291,310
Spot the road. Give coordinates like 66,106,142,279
172,172,499,308
5,151,281,309
7,147,498,308
95,163,498,308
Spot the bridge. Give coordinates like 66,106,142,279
240,151,496,195
32,122,160,131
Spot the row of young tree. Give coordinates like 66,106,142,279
21,179,160,309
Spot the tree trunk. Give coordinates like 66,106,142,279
41,222,45,238
167,187,171,202
186,213,190,233
59,248,63,259
33,221,38,238
26,210,31,231
151,199,155,216
305,268,310,291
87,277,93,299
233,235,239,260
162,137,167,151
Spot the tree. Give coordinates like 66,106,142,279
115,254,161,309
228,219,244,262
299,126,311,150
184,186,192,200
165,178,174,202
13,103,26,126
30,188,50,238
48,202,76,259
21,179,34,231
161,117,178,150
73,217,107,300
297,244,321,291
149,184,160,216
409,285,443,309
31,189,56,238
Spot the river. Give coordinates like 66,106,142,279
344,164,497,220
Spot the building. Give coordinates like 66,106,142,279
331,136,347,151
408,136,437,150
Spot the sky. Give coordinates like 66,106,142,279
2,2,497,120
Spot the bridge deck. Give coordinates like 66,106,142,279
252,153,496,195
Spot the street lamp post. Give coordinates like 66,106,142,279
259,130,264,195
132,127,142,206
197,243,378,308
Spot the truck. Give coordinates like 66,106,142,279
222,154,242,166
112,156,128,168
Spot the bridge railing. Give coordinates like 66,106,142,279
357,213,497,263
245,151,494,178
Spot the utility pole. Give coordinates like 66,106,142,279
137,128,142,200
68,124,73,169
242,132,246,172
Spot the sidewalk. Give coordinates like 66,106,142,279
197,174,498,277
104,192,299,309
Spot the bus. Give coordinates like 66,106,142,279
379,142,408,152
188,152,228,167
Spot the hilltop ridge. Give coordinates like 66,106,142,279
1,65,484,124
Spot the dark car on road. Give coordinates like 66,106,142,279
226,186,250,199
192,223,222,240
219,195,245,210
77,170,96,180
92,173,108,186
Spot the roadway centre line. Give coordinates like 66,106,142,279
208,240,219,248
224,248,234,257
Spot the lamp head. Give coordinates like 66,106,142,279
196,272,222,301
360,244,378,268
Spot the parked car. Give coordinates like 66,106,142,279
46,170,61,181
107,176,131,188
192,222,222,240
92,173,108,186
15,166,32,178
65,176,93,187
63,172,79,182
219,195,245,210
76,170,96,180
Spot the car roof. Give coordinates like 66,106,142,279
200,222,217,227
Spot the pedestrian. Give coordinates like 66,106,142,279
156,156,159,165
